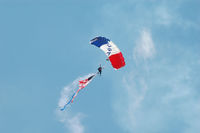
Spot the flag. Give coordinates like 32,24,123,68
71,74,95,103
60,74,96,111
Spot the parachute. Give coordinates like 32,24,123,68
90,36,125,69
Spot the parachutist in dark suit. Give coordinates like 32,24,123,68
97,65,103,76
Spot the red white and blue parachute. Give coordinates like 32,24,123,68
90,36,125,69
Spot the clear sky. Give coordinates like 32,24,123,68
0,0,200,133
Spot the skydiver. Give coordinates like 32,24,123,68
97,65,103,76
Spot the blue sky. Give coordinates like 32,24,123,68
0,0,200,133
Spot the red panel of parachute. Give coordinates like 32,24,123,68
109,52,125,69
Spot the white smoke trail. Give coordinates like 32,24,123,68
56,73,95,133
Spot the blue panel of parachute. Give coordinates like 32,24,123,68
90,36,110,47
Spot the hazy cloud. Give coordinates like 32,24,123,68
56,110,84,133
133,29,156,61
113,44,200,133
155,6,173,26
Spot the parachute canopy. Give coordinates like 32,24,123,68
90,36,125,69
